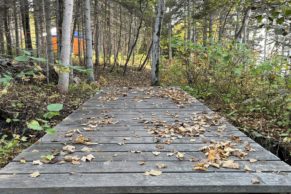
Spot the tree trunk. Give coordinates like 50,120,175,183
0,15,4,55
202,16,207,46
111,4,122,72
56,0,64,61
151,0,164,86
13,0,20,55
139,41,152,71
94,0,100,68
123,2,147,75
84,0,94,81
43,0,54,65
33,0,41,57
58,0,74,93
20,0,33,50
3,6,13,56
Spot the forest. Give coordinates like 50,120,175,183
0,0,290,170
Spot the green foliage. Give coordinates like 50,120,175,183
0,135,27,167
0,73,13,87
47,103,63,112
163,38,290,137
14,50,47,63
27,103,64,134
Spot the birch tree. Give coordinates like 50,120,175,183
151,0,164,86
84,0,95,81
58,0,74,93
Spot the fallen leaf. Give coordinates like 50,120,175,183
32,160,43,165
176,152,184,160
244,165,252,171
144,169,162,176
251,177,260,184
207,149,217,162
64,155,80,164
81,154,95,162
194,162,208,171
30,171,40,178
138,161,146,165
249,159,257,163
222,160,240,169
63,145,76,153
74,134,90,144
81,147,93,152
20,159,26,164
156,163,167,169
152,151,160,156
167,153,174,157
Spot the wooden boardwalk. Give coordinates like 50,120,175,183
0,87,290,194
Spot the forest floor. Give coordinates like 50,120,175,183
0,64,290,167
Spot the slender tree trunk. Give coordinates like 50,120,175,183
33,0,41,57
94,0,100,68
111,4,122,72
3,6,13,56
123,2,147,75
43,0,54,65
58,0,74,93
202,16,207,46
168,21,172,60
20,0,33,50
84,0,94,81
0,15,4,55
139,41,152,71
13,0,20,55
208,14,213,43
151,0,164,86
56,0,64,60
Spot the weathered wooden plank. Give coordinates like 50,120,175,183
13,150,279,162
25,142,272,153
45,128,247,138
2,161,290,174
40,135,254,144
0,173,290,193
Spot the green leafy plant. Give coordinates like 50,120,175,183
27,103,64,134
14,50,47,63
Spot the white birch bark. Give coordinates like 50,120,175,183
151,0,164,86
58,0,74,93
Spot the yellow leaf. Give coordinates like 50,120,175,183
30,171,40,178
